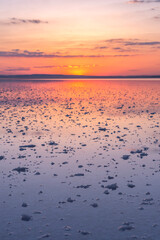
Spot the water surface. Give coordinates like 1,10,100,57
0,80,160,240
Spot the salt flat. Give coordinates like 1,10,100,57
0,80,160,240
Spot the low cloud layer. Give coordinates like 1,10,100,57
105,39,160,45
34,64,98,69
34,66,56,69
124,41,160,46
0,50,132,58
129,0,160,3
96,38,160,52
91,38,160,55
0,50,104,58
154,14,160,19
5,67,30,71
5,18,48,25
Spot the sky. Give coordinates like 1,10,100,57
0,0,160,76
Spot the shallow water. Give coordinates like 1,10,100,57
0,80,160,240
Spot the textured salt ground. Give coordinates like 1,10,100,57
0,80,160,240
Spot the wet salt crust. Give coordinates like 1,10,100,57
0,80,160,240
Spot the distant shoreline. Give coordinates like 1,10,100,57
0,74,160,81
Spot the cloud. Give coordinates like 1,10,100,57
34,65,75,69
5,67,30,72
3,18,48,25
104,38,160,47
34,65,98,69
92,38,160,54
105,38,130,43
112,47,133,52
34,65,71,68
94,46,108,50
124,41,160,46
0,50,132,58
154,14,160,19
0,50,103,58
128,0,160,3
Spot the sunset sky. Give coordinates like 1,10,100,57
0,0,160,76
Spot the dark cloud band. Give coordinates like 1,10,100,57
4,18,48,25
0,50,132,58
129,0,160,3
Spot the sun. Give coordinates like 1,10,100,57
69,67,86,76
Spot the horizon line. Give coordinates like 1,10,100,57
0,74,160,80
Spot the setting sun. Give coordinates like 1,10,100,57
69,68,86,75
